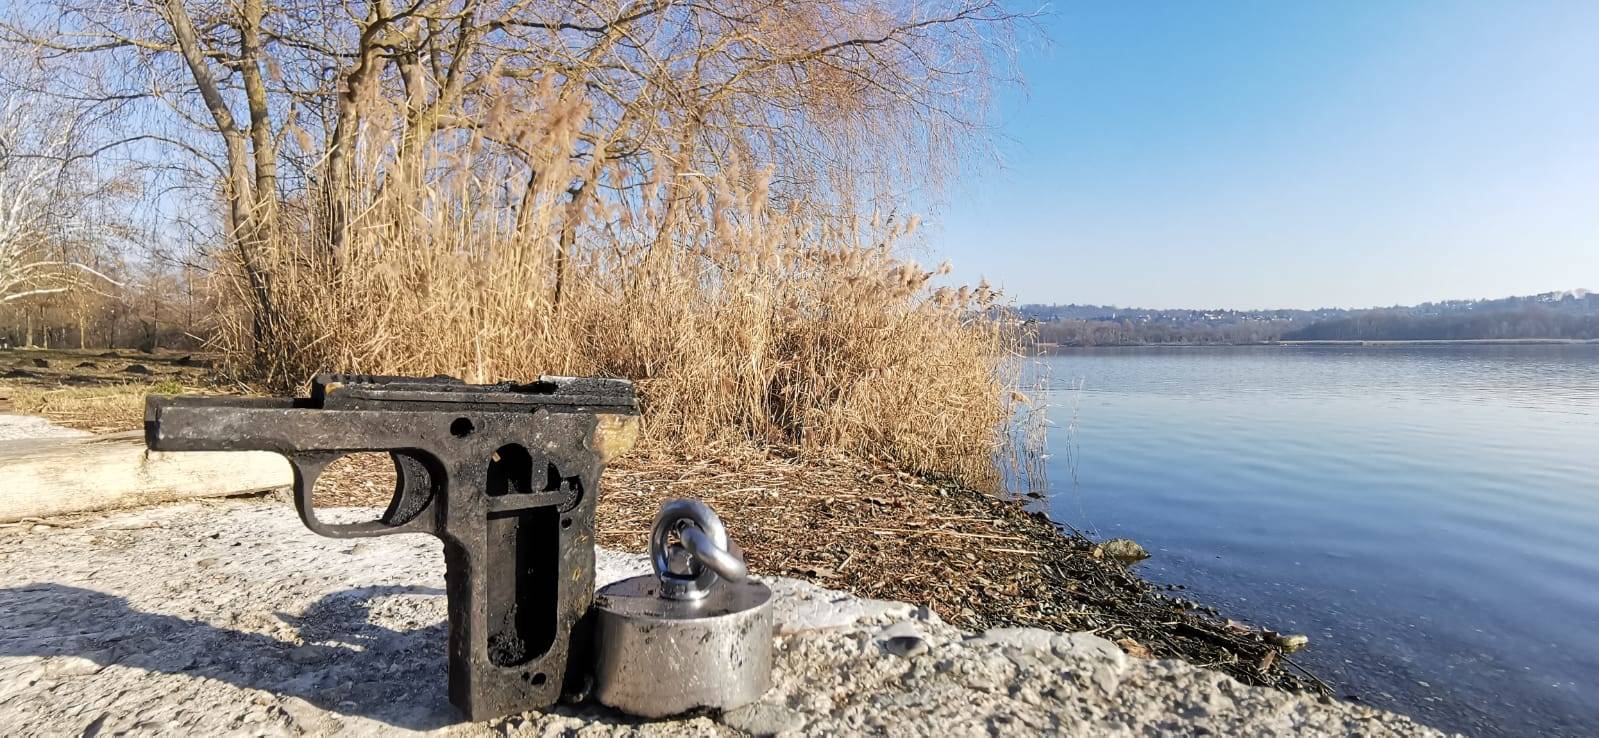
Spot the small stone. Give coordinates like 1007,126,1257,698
1094,538,1150,563
1272,633,1310,653
883,635,928,658
31,358,50,367
44,656,104,677
721,703,807,736
30,524,52,533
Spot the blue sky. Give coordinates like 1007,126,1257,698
931,1,1599,309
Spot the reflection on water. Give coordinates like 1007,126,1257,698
1034,345,1599,738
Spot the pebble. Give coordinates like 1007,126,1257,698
44,656,105,678
1095,538,1151,563
720,703,808,736
1271,633,1310,653
884,635,929,658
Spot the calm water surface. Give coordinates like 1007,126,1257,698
1033,345,1599,737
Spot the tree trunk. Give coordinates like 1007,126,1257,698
239,0,278,209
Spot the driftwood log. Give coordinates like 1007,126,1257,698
0,431,290,522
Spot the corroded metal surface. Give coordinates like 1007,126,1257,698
143,373,637,720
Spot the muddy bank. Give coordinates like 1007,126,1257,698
0,499,1445,736
603,453,1323,693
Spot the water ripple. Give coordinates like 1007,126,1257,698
1033,345,1599,738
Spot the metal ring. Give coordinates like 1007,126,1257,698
650,499,740,600
680,525,748,582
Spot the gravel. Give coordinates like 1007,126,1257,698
0,497,1453,737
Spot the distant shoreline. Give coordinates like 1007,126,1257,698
1275,338,1599,346
1032,338,1599,350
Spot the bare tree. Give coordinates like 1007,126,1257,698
2,0,1029,371
0,60,122,306
2,0,1024,246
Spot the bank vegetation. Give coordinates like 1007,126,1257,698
0,0,1037,487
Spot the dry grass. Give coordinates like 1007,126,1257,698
216,116,1024,488
2,379,184,433
0,348,220,433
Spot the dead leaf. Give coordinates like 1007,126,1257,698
1115,638,1152,659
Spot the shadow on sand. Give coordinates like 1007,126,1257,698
0,582,649,731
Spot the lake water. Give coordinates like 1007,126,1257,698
1032,345,1599,737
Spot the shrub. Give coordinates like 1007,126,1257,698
216,147,1020,487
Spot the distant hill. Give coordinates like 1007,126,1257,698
1019,290,1599,346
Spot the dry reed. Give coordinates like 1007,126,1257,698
214,87,1023,489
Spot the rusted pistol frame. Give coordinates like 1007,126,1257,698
144,373,639,720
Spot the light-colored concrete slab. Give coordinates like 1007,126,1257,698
0,499,1450,737
0,420,291,522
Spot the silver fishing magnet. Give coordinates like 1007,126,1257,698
592,499,774,717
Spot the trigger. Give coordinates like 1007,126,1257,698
381,452,436,525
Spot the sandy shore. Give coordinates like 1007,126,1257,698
0,497,1450,737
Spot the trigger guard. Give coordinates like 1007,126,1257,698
382,451,437,526
292,451,438,539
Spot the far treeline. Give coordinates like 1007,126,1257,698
1023,290,1599,346
0,0,1037,490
